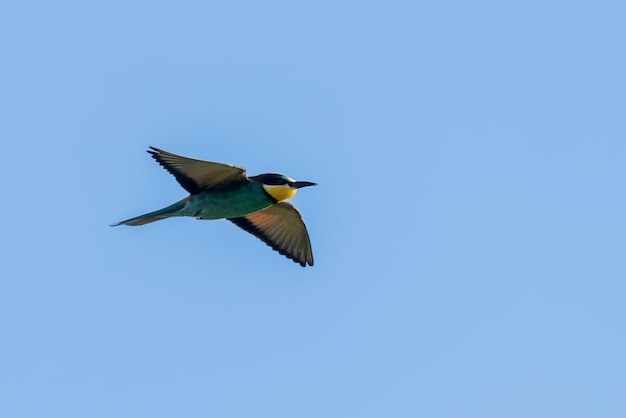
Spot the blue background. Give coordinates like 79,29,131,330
2,1,625,417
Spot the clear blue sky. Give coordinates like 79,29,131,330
2,1,625,417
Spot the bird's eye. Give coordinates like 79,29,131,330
266,176,287,185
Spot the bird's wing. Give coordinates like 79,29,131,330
228,202,314,267
148,146,247,194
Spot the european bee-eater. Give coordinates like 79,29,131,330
113,147,316,267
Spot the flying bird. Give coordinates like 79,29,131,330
113,147,316,267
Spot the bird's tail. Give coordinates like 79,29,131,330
111,199,186,226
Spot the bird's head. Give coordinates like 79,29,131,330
250,173,317,202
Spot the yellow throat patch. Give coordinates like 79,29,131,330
263,184,297,202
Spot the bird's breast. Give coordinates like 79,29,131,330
185,186,274,220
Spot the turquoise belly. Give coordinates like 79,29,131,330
182,185,273,220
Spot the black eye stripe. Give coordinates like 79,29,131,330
251,173,289,185
266,178,286,185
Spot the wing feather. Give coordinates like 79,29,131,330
148,147,247,194
228,202,314,267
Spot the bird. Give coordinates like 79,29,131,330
113,147,316,267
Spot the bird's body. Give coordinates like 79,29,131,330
113,147,316,267
184,182,275,219
121,182,275,224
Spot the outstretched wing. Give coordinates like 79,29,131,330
148,146,247,194
228,202,314,267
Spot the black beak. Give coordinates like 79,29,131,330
291,181,317,189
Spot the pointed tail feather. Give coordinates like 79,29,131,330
111,200,186,226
